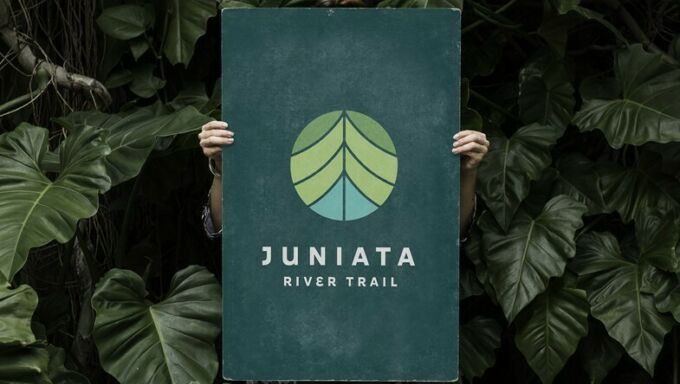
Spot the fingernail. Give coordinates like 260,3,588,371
453,133,459,139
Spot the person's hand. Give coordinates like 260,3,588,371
199,121,234,174
452,130,489,171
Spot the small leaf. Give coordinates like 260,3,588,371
477,123,560,232
129,63,166,98
92,265,222,384
129,37,150,61
572,232,675,375
460,316,502,380
104,68,132,89
573,44,680,148
514,276,589,384
479,195,587,322
96,5,154,40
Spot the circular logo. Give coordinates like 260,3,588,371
290,110,398,221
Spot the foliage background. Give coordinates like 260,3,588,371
0,0,679,383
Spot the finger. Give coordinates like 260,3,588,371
198,129,234,139
201,120,229,131
453,133,489,147
452,142,488,154
201,136,234,147
453,130,486,141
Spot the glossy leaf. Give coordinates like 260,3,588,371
96,5,154,40
572,232,675,375
573,44,680,148
518,55,575,131
514,277,589,384
57,104,211,186
460,316,502,380
0,343,50,384
290,110,397,221
598,153,680,223
91,265,221,384
477,124,559,231
0,285,37,346
0,124,110,284
479,195,587,322
164,0,217,66
636,209,680,272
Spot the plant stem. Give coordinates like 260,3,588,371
462,0,519,34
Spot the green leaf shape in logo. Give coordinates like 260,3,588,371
290,110,397,221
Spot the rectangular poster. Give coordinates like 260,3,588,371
221,8,461,381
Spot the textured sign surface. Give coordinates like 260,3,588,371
222,8,461,381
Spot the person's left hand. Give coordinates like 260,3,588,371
452,130,490,171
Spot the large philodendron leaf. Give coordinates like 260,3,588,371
514,276,589,384
460,316,502,380
92,265,222,384
518,55,575,131
0,344,51,384
571,232,675,375
0,285,51,384
0,285,37,346
636,209,680,272
164,0,217,66
57,105,211,186
598,153,680,223
476,124,559,231
573,44,680,148
0,124,111,284
479,195,586,322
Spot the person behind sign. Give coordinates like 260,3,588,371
199,120,489,241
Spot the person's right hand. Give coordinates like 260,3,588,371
199,121,234,173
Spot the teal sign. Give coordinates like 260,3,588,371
222,8,461,381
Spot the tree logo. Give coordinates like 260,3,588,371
290,110,398,221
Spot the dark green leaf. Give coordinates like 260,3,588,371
636,209,680,272
552,153,607,215
96,5,154,40
129,63,166,98
572,232,675,375
0,124,110,284
129,37,150,61
460,316,502,380
0,343,51,384
46,345,90,384
518,55,574,131
514,277,589,384
579,319,624,384
0,285,37,345
104,68,132,89
164,0,217,66
477,123,560,231
92,266,222,384
573,44,680,148
479,195,587,322
598,153,680,223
